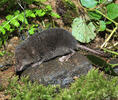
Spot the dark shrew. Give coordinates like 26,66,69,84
15,28,104,72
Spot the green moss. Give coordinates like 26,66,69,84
6,76,60,100
6,69,118,100
56,68,118,100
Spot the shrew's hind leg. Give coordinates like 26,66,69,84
59,49,75,62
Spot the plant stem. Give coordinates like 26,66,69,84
95,9,118,25
102,48,118,55
101,26,117,48
109,63,118,68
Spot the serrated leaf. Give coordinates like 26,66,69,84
2,21,10,31
50,12,60,18
72,17,96,43
88,11,102,20
80,0,98,8
35,9,46,17
0,28,6,35
107,3,118,19
10,19,20,27
28,28,35,35
30,13,36,17
17,14,24,22
25,10,35,17
99,20,106,31
4,23,10,31
6,15,13,20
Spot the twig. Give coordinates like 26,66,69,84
103,48,118,55
95,9,118,25
101,26,117,48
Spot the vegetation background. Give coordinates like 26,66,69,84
0,0,118,99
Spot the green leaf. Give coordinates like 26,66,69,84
1,29,6,35
88,11,102,20
9,28,14,32
107,3,118,19
72,17,96,43
2,21,10,31
17,14,24,22
50,12,60,18
0,51,6,56
87,55,109,67
25,10,35,17
10,19,20,27
28,28,35,35
4,24,10,31
80,0,98,8
14,10,20,15
105,21,112,25
24,18,28,24
87,55,118,75
46,5,52,11
30,13,36,17
35,9,46,17
99,20,106,31
6,15,13,20
0,26,6,35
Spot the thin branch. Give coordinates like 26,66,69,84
101,26,117,48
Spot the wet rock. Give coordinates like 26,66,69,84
21,53,93,87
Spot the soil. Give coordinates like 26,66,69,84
0,37,19,100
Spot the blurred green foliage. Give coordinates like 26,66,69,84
0,0,60,47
